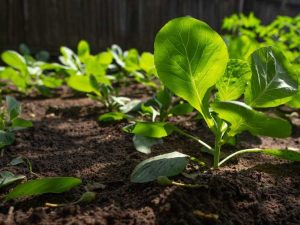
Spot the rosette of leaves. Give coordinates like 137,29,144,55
130,16,300,183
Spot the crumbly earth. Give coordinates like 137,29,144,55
0,87,299,225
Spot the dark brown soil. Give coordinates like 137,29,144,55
0,89,299,225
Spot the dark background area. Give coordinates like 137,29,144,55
0,0,300,55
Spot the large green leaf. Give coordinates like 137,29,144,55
245,46,298,108
211,101,291,138
5,177,82,201
131,151,189,183
1,51,27,74
216,59,251,101
154,17,228,124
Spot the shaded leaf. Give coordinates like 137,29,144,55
10,118,33,131
0,171,25,189
131,151,189,183
10,156,26,166
6,96,21,120
0,131,15,148
133,135,163,154
170,103,194,116
211,101,291,138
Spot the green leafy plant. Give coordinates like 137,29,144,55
60,41,132,111
223,13,300,66
0,50,63,95
0,96,32,150
110,45,158,88
130,16,300,183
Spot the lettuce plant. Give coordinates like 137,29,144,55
110,45,158,89
130,17,300,183
0,50,63,95
60,41,122,110
0,96,32,150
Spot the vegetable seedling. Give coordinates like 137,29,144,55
0,50,63,95
130,17,300,183
110,45,158,89
0,96,32,151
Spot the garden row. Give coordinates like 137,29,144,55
0,13,300,208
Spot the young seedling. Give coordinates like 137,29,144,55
61,41,139,113
0,96,32,152
110,45,158,89
130,16,300,183
0,50,63,96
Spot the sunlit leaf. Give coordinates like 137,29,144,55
98,112,129,122
1,51,27,74
211,101,291,138
5,177,82,201
154,16,228,127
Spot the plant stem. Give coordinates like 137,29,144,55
218,148,263,167
171,180,208,189
213,136,223,169
174,128,214,155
